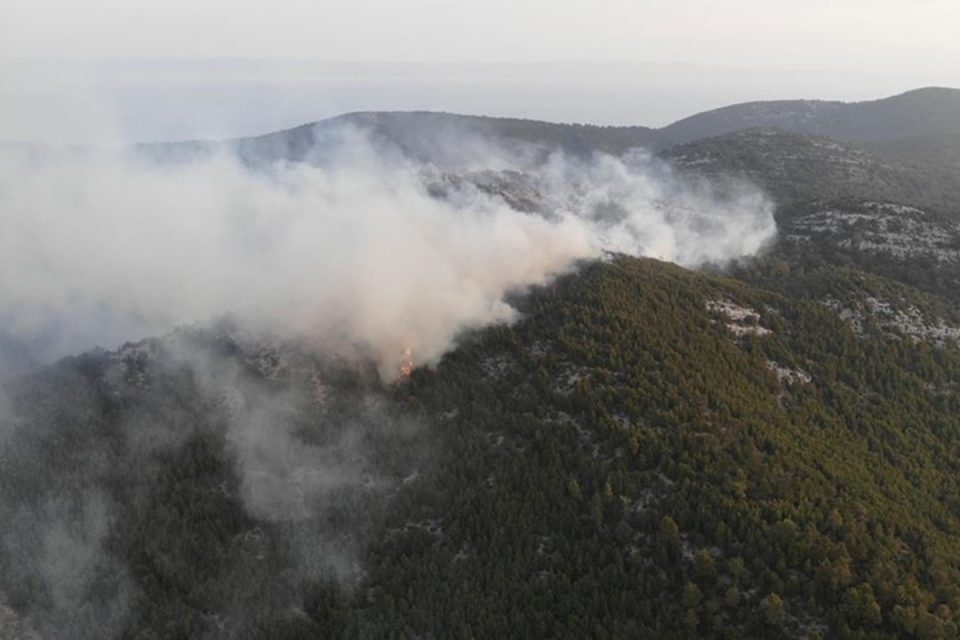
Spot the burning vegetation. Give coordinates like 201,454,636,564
398,347,415,379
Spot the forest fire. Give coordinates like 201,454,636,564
398,347,415,379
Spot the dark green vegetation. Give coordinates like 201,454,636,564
6,251,960,638
375,257,960,639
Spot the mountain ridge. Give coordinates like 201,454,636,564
232,86,960,150
125,86,960,162
658,86,960,146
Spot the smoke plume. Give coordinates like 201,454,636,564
0,123,775,378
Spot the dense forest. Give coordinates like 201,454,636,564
4,251,960,638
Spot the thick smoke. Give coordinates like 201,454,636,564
0,125,775,378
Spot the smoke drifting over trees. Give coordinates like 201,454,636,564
0,124,774,635
0,125,775,377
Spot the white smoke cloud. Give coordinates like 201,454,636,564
536,150,776,265
0,125,775,378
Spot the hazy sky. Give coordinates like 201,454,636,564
2,0,959,141
3,0,959,70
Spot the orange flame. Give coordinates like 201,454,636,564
398,347,415,380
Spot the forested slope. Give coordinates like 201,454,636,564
5,256,960,638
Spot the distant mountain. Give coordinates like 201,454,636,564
658,87,960,147
128,89,960,236
174,86,959,163
134,88,960,220
139,112,661,166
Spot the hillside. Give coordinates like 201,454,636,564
862,133,960,177
660,129,960,215
140,112,661,167
658,87,960,147
755,200,960,298
5,256,960,638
